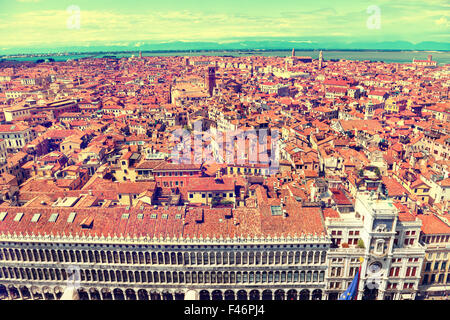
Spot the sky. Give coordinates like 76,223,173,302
0,0,448,52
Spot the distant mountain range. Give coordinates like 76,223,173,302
2,40,449,55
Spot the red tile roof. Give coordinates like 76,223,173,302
418,214,450,235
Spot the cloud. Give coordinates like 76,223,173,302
0,3,448,48
435,16,449,26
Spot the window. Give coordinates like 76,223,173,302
31,213,41,222
13,213,24,222
49,213,59,222
0,212,7,221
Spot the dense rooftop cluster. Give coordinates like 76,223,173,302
0,52,448,241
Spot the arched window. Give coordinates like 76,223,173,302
101,251,107,263
275,252,281,264
268,252,274,264
281,251,287,264
164,252,170,265
288,251,294,264
236,252,241,264
321,251,326,264
248,252,254,265
314,251,320,264
301,251,307,264
223,252,228,264
229,252,235,264
242,252,248,264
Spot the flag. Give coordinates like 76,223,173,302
339,269,360,300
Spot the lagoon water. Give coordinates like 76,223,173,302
4,50,450,65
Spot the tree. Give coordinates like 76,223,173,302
357,239,365,249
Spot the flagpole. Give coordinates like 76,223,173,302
355,257,364,300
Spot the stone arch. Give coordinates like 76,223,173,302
19,285,31,300
199,290,210,300
249,290,260,300
31,286,43,300
125,288,137,300
299,289,310,300
287,289,297,300
150,291,161,300
312,289,322,300
262,290,272,300
138,289,149,300
174,291,184,300
0,284,8,299
89,288,101,300
101,288,112,300
237,290,247,300
224,290,235,300
113,288,125,300
212,290,223,300
77,288,89,300
54,286,63,300
274,289,285,300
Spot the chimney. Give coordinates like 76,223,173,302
428,55,432,62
